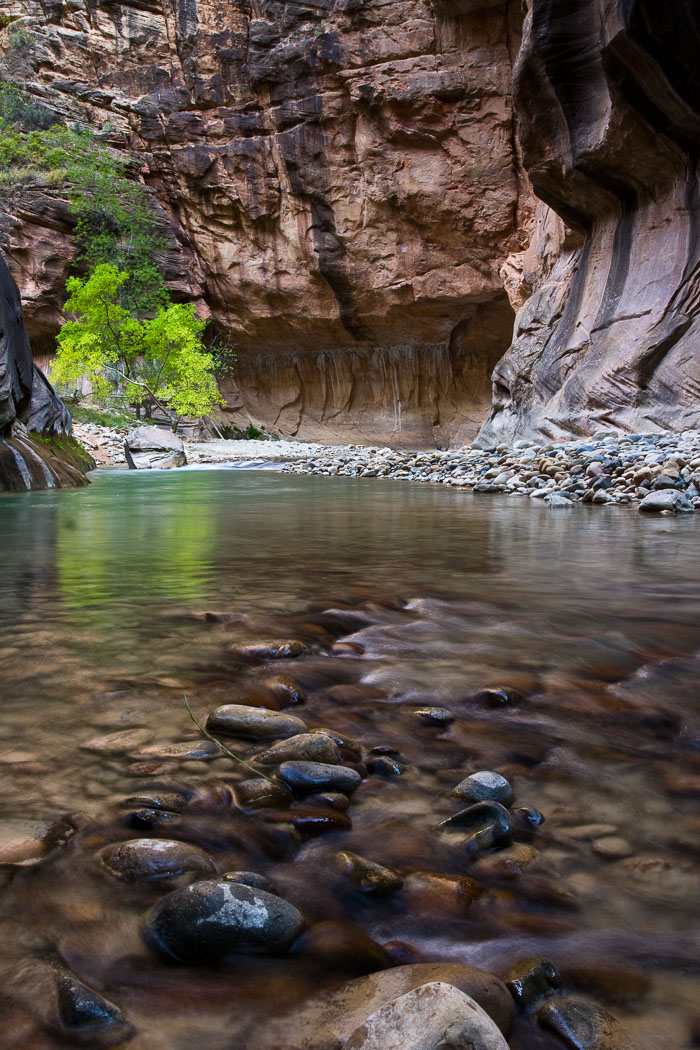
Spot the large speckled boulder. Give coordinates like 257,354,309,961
145,879,305,963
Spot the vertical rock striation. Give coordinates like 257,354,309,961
477,0,700,443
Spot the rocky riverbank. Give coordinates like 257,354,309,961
74,421,700,512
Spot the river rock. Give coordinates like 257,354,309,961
439,801,513,853
505,957,561,1010
222,871,279,894
125,426,186,470
261,674,307,705
538,998,636,1049
471,687,524,707
255,963,514,1048
255,733,340,766
119,791,189,814
413,707,455,726
292,921,392,975
452,772,514,806
639,490,695,513
277,761,361,795
0,818,73,866
55,973,133,1045
234,777,293,808
145,879,305,963
100,839,216,881
206,705,307,739
132,740,221,761
239,640,310,660
402,873,482,916
367,756,404,777
344,981,510,1050
81,728,155,754
334,851,404,896
470,843,539,880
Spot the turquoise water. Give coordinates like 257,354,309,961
0,468,698,1048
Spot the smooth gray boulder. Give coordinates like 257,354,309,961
145,879,305,963
639,490,695,513
125,425,186,469
452,772,514,806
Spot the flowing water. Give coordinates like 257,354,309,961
0,468,698,1048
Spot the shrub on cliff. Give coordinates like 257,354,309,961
52,265,223,428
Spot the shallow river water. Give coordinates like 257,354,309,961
0,468,698,1049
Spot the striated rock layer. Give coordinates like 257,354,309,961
477,0,700,443
0,251,91,491
2,0,699,446
0,0,530,446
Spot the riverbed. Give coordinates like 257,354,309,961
0,468,698,1048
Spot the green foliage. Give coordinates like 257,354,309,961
66,402,137,428
53,264,223,424
7,25,35,50
0,84,167,315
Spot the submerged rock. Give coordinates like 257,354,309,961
145,879,305,963
81,728,155,754
255,733,340,766
292,921,392,975
0,818,73,866
239,640,310,660
538,998,636,1049
234,777,293,808
334,850,404,896
277,761,361,795
100,839,215,881
206,704,307,739
55,973,133,1045
439,801,513,853
505,957,561,1010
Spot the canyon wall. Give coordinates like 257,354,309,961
1,0,699,447
0,0,530,446
478,0,700,443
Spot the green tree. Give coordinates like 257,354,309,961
52,265,223,428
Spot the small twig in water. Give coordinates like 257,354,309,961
184,695,274,783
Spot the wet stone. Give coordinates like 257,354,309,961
505,957,562,1010
511,807,545,838
277,760,362,795
440,801,512,838
123,808,181,830
306,790,351,811
0,818,73,866
402,872,482,915
145,879,305,963
239,640,310,660
367,756,404,777
334,850,404,896
262,674,307,705
470,843,539,881
206,704,307,739
592,836,634,860
100,839,216,881
222,870,278,894
132,740,220,761
538,998,636,1049
292,921,392,975
452,771,514,806
234,777,292,809
413,707,455,726
118,791,188,814
81,727,154,754
254,733,340,766
55,973,132,1044
471,686,524,707
639,490,695,513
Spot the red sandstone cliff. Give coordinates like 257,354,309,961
1,0,699,446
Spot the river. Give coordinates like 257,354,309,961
0,468,698,1048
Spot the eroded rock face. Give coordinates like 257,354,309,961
0,250,91,490
477,0,700,444
0,0,529,447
